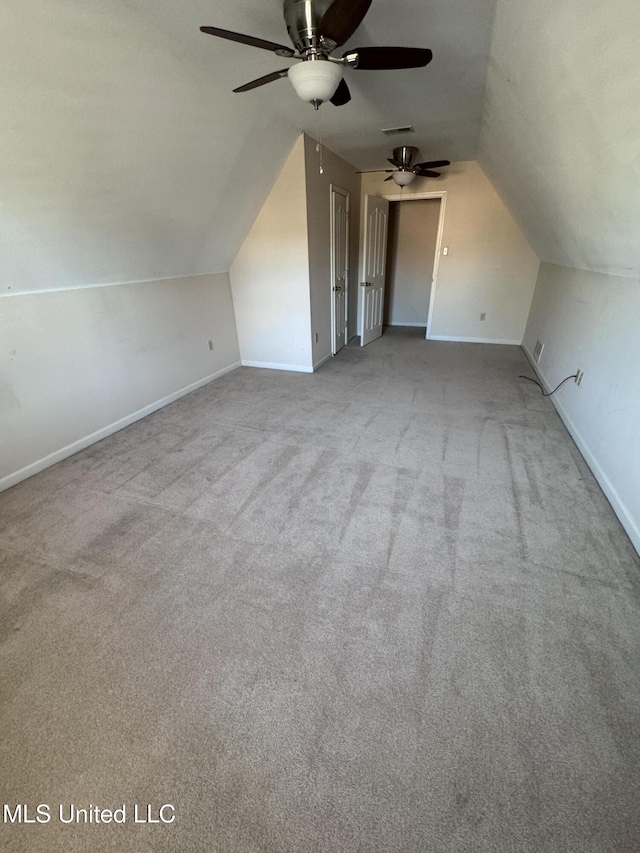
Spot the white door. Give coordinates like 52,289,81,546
330,186,349,355
359,194,389,346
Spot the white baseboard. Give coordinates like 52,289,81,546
241,360,313,373
522,346,639,555
0,361,241,494
428,335,522,345
388,321,428,328
313,353,333,371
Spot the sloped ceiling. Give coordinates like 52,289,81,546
7,0,633,292
479,0,640,279
1,0,497,293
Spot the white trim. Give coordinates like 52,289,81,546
522,346,639,555
0,271,228,298
428,335,522,345
387,321,428,328
313,353,333,371
0,361,241,494
241,360,313,373
379,191,447,340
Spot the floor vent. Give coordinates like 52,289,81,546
533,339,544,364
381,125,415,136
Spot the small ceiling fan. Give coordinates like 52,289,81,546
358,146,450,185
201,0,433,109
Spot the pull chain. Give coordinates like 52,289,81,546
314,110,324,175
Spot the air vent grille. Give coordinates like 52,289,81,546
533,339,544,364
381,125,415,136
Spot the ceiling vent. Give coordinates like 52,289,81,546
381,125,415,136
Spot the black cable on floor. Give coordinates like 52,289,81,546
519,373,577,397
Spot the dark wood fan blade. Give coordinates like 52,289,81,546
200,27,295,56
414,168,441,178
233,69,289,93
319,0,372,47
414,160,450,169
387,158,403,168
346,47,433,70
356,169,394,174
384,175,394,181
330,78,351,106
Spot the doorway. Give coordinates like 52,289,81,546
330,185,349,355
384,198,441,333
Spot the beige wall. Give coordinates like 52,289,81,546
523,263,640,554
303,134,361,361
361,161,540,344
385,199,440,327
230,136,313,372
0,274,240,488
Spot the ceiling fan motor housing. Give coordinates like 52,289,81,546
394,146,419,169
284,0,335,54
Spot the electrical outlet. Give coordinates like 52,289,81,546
480,313,486,321
208,339,214,351
575,369,584,386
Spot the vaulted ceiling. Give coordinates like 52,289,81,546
2,0,638,293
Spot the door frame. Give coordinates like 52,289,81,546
330,184,350,355
379,191,447,340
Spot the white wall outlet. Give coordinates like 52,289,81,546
480,313,486,321
443,246,449,255
575,369,584,386
208,339,213,351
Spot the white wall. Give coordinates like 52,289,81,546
522,264,640,553
361,162,540,344
0,274,240,488
230,136,313,373
479,0,640,279
385,199,440,327
303,135,361,363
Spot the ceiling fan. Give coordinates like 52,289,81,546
358,146,450,185
201,0,433,109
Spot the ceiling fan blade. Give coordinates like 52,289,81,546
414,160,451,169
200,26,295,57
233,69,289,93
387,158,403,168
414,168,441,178
318,0,372,47
384,175,395,182
356,169,394,174
345,46,433,70
330,78,351,106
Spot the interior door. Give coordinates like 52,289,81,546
359,194,389,346
330,186,349,355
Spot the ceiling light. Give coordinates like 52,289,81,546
288,60,342,107
392,171,416,186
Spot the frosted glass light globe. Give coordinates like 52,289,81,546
392,170,417,186
288,61,343,105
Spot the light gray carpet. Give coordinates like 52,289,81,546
1,328,639,852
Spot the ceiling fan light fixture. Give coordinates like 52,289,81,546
392,170,416,186
288,60,343,106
